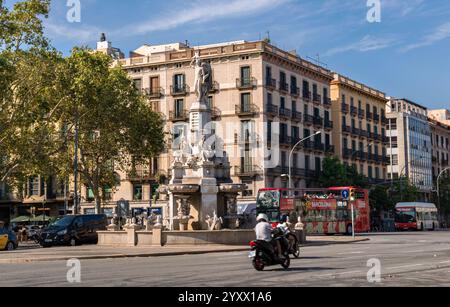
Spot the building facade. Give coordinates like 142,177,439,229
80,38,335,213
330,74,389,182
429,109,450,126
386,98,433,199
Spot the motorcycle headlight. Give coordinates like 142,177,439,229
57,230,67,236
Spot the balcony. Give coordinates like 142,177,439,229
304,114,314,126
359,129,369,139
382,136,389,143
313,94,322,105
209,81,220,93
291,111,303,122
358,109,365,119
170,84,190,96
303,91,311,102
325,145,335,154
279,82,289,93
314,142,325,152
313,116,323,127
350,106,358,116
303,140,315,151
144,87,164,99
305,169,319,178
266,104,279,116
323,97,332,108
366,111,373,121
235,165,263,177
342,125,352,134
324,120,334,130
373,133,382,142
373,113,380,122
381,116,388,125
291,86,300,97
343,148,353,159
280,136,293,146
293,168,306,177
169,110,189,122
265,78,276,90
267,166,282,175
383,156,390,165
127,167,159,181
236,77,257,90
235,103,259,117
442,160,449,166
341,103,349,113
352,127,360,136
279,108,292,119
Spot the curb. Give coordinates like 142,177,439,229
0,238,370,264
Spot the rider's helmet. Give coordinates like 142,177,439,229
256,214,269,223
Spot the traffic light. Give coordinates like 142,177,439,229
350,190,356,202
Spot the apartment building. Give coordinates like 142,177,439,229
330,74,389,182
429,117,450,185
429,109,450,126
81,38,335,213
386,98,433,199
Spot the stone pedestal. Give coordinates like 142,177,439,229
107,223,119,232
126,228,137,247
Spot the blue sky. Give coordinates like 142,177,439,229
7,0,450,109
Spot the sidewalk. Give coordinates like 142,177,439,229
0,236,369,264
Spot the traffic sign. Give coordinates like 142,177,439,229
342,190,349,199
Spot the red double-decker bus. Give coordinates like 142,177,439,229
256,187,370,235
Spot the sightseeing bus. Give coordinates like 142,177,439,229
395,203,439,231
256,187,370,235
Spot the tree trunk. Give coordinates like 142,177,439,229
95,197,102,214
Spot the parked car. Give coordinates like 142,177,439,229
0,228,18,251
39,214,107,248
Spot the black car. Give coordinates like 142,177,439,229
39,214,107,247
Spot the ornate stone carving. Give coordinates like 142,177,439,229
205,211,223,231
190,50,212,105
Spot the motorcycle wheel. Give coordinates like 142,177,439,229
252,257,265,271
281,256,290,269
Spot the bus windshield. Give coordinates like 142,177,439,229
395,209,416,223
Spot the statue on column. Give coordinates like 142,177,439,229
190,50,212,105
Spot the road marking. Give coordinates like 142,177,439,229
439,260,450,264
387,264,425,270
337,251,364,255
316,270,363,278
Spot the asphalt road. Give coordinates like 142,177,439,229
0,232,449,287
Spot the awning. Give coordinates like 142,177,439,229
30,215,51,222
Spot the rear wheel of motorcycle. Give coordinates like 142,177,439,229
252,257,265,271
281,256,291,269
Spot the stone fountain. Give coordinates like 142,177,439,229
162,51,246,231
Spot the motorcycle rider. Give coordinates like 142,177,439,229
255,214,284,260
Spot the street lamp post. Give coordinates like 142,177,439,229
286,131,322,192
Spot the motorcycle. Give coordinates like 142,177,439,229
249,228,290,271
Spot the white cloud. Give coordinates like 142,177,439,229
402,21,450,52
44,21,101,44
115,0,289,37
324,35,396,56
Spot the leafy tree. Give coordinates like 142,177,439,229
0,0,59,185
369,185,393,212
319,157,368,188
53,48,165,213
388,176,420,204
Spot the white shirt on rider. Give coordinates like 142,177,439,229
255,221,272,242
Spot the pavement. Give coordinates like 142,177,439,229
0,235,368,264
1,232,449,287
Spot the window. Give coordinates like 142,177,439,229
280,71,286,85
342,94,346,104
267,120,272,143
280,97,286,109
267,92,273,105
29,177,40,196
323,88,328,101
207,96,213,109
305,156,310,171
133,79,142,91
313,84,318,96
368,166,373,179
241,66,251,83
391,136,398,148
292,100,297,112
174,99,184,116
375,167,380,179
241,93,251,111
173,74,185,90
133,184,143,201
